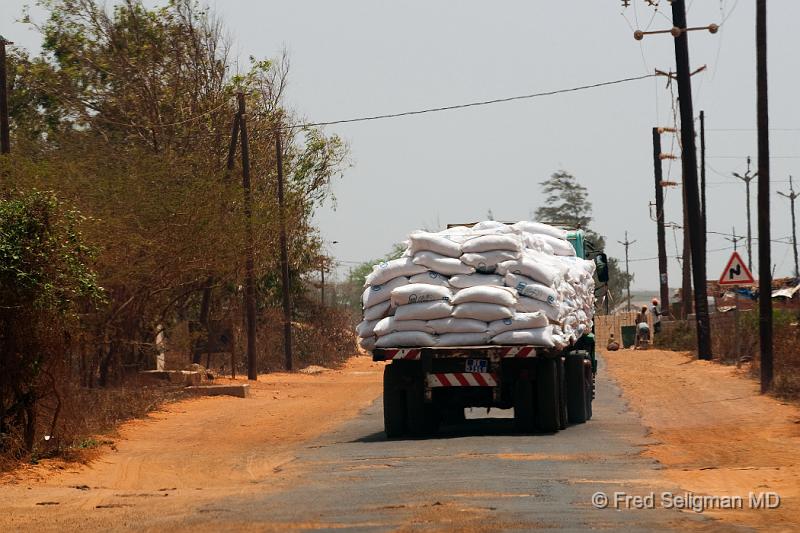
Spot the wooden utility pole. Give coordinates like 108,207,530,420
777,176,799,278
237,93,258,381
681,177,692,319
617,231,636,312
320,257,326,306
725,226,745,252
275,127,293,371
699,110,707,241
0,38,12,154
733,156,757,272
756,0,773,392
652,127,671,317
670,0,712,359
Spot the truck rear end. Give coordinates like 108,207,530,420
373,338,595,437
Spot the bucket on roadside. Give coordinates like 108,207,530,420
621,325,637,348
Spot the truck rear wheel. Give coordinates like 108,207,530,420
557,357,568,430
566,353,588,424
585,362,594,421
406,373,439,437
536,357,560,433
383,364,407,438
513,377,535,432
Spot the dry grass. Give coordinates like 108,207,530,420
655,309,800,399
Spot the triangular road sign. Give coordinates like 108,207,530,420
718,251,755,285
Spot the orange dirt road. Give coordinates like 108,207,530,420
605,348,800,531
0,356,384,532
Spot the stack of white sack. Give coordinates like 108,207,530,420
355,220,595,350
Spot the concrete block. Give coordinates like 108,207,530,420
185,384,249,398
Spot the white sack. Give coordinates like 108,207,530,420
362,275,409,308
364,257,427,287
436,332,491,347
427,317,488,334
491,327,555,347
408,231,462,258
488,312,549,336
390,283,452,307
512,221,567,239
358,336,377,351
460,250,519,272
356,319,378,338
461,234,521,253
394,301,453,321
376,331,437,348
505,273,559,306
451,285,518,307
408,271,450,287
449,273,504,289
363,300,392,321
497,258,560,286
452,302,514,322
472,220,513,232
413,251,475,276
373,316,433,336
516,296,561,322
538,234,576,256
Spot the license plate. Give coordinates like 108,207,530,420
465,359,488,373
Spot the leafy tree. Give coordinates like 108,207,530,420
534,170,633,310
3,0,350,380
0,190,103,453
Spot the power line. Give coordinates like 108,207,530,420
285,73,657,130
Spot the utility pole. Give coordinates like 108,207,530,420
0,38,12,154
617,231,636,312
724,226,745,252
777,176,799,278
681,174,693,319
699,110,707,241
237,93,258,381
275,127,293,371
756,0,773,392
320,257,326,306
652,127,671,317
670,0,712,360
733,156,757,272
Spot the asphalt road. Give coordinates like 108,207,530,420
174,357,748,532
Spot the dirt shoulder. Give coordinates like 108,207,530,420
605,348,800,531
0,355,383,532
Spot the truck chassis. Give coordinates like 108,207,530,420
373,341,596,438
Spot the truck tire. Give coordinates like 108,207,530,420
536,357,560,433
513,377,535,432
557,357,568,430
406,373,439,437
442,406,466,425
383,364,407,438
565,353,588,424
584,362,594,421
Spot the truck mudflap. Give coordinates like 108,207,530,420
427,372,498,388
371,345,542,362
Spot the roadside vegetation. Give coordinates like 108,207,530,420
656,309,800,398
1,0,355,468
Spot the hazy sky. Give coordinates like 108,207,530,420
2,1,799,291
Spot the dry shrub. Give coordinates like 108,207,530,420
254,304,357,373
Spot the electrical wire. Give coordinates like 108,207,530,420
284,74,657,130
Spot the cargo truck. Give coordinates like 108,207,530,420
371,228,609,437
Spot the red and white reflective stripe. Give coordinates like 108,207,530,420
427,372,498,388
498,346,536,358
379,348,421,360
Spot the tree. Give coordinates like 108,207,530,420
534,170,633,309
3,0,350,379
0,190,103,453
